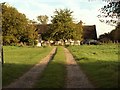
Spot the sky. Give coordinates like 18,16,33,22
0,0,116,37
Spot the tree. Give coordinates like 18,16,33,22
1,2,38,46
99,23,120,43
75,20,83,40
109,22,120,42
98,1,120,26
97,0,120,43
2,3,26,45
89,0,120,26
37,15,48,24
41,25,52,41
99,33,111,43
47,9,83,43
29,19,38,24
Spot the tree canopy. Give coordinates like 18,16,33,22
97,0,120,43
43,9,83,42
98,1,120,26
2,2,38,46
37,15,48,24
99,22,120,43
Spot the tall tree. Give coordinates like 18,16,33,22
97,0,120,43
25,22,38,46
2,2,26,45
37,15,48,24
75,20,83,40
2,2,38,45
99,23,120,43
110,22,120,42
47,9,83,42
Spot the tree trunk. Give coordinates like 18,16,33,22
1,47,4,65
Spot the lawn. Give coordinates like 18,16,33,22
34,46,66,88
2,46,53,87
67,44,119,88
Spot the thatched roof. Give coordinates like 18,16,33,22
36,24,97,40
83,25,97,40
36,24,50,34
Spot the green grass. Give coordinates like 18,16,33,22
34,46,66,88
2,46,53,86
67,44,119,88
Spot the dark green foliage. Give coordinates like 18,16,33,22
44,9,83,42
99,22,120,43
1,2,38,46
50,9,75,41
37,15,48,24
109,23,120,42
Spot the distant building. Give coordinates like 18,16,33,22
36,24,97,40
83,25,97,40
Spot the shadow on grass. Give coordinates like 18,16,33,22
34,62,66,88
2,63,36,87
74,56,89,61
2,59,119,88
76,58,119,88
2,61,66,88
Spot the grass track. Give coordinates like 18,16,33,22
34,46,66,88
2,44,119,88
2,46,53,86
67,44,119,88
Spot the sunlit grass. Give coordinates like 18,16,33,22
67,44,119,88
34,46,66,88
2,46,53,86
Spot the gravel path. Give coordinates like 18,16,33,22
4,47,57,88
64,47,94,88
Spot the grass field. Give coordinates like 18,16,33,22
67,44,119,88
2,46,53,86
2,44,119,88
34,46,66,88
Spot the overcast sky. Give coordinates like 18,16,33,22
0,0,115,37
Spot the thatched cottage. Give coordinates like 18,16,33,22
36,24,97,46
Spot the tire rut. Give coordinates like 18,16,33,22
64,47,94,88
3,47,57,88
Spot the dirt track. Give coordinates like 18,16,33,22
3,46,94,88
64,47,94,88
4,47,57,88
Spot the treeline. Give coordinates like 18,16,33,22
2,1,119,46
98,0,120,43
1,2,83,46
99,23,120,43
1,3,38,46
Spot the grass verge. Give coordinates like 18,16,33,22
2,46,53,86
67,44,119,88
34,46,66,88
